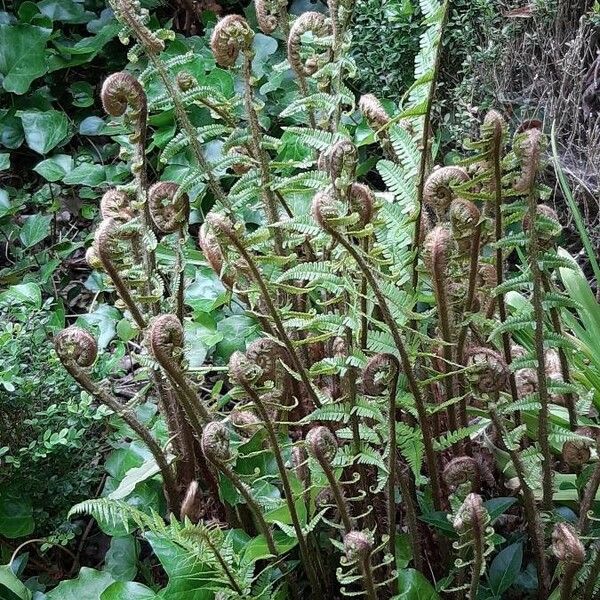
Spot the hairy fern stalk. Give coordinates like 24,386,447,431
54,0,600,598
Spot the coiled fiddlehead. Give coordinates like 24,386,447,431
201,421,231,463
359,94,389,131
245,337,288,385
255,0,278,34
348,183,375,229
102,72,147,121
449,198,480,253
148,182,189,234
148,314,211,430
55,327,98,368
339,530,382,600
443,456,480,492
323,139,357,195
101,189,134,222
287,12,331,78
362,353,401,556
210,15,254,68
423,166,470,218
465,347,508,395
452,493,493,600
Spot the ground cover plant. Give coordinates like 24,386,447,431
1,0,600,599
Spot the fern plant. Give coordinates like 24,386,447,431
42,0,600,598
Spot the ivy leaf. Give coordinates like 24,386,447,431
103,536,139,582
19,213,52,247
251,33,278,79
241,531,297,563
0,565,31,600
108,458,162,500
76,304,120,349
0,114,25,149
21,110,69,155
0,24,50,94
62,163,106,186
45,568,115,600
69,81,95,107
393,568,441,599
0,490,35,539
101,582,156,600
38,0,95,23
215,315,260,361
34,154,74,182
0,153,9,171
488,542,523,595
0,283,42,308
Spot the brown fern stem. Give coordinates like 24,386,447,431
527,188,553,511
323,226,443,510
490,119,521,416
489,407,549,598
242,384,324,597
208,216,322,408
63,364,179,512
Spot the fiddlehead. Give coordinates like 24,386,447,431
100,189,134,222
465,347,508,396
287,12,331,78
55,327,98,368
362,353,401,557
359,93,389,132
443,456,480,492
451,493,493,600
148,182,189,234
552,523,585,600
210,15,254,68
147,314,211,430
101,72,147,129
423,166,470,219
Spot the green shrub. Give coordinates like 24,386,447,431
0,296,109,539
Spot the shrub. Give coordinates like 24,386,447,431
0,297,108,539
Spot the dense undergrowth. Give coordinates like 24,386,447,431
1,0,600,599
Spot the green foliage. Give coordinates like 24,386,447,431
0,297,108,537
351,0,423,98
